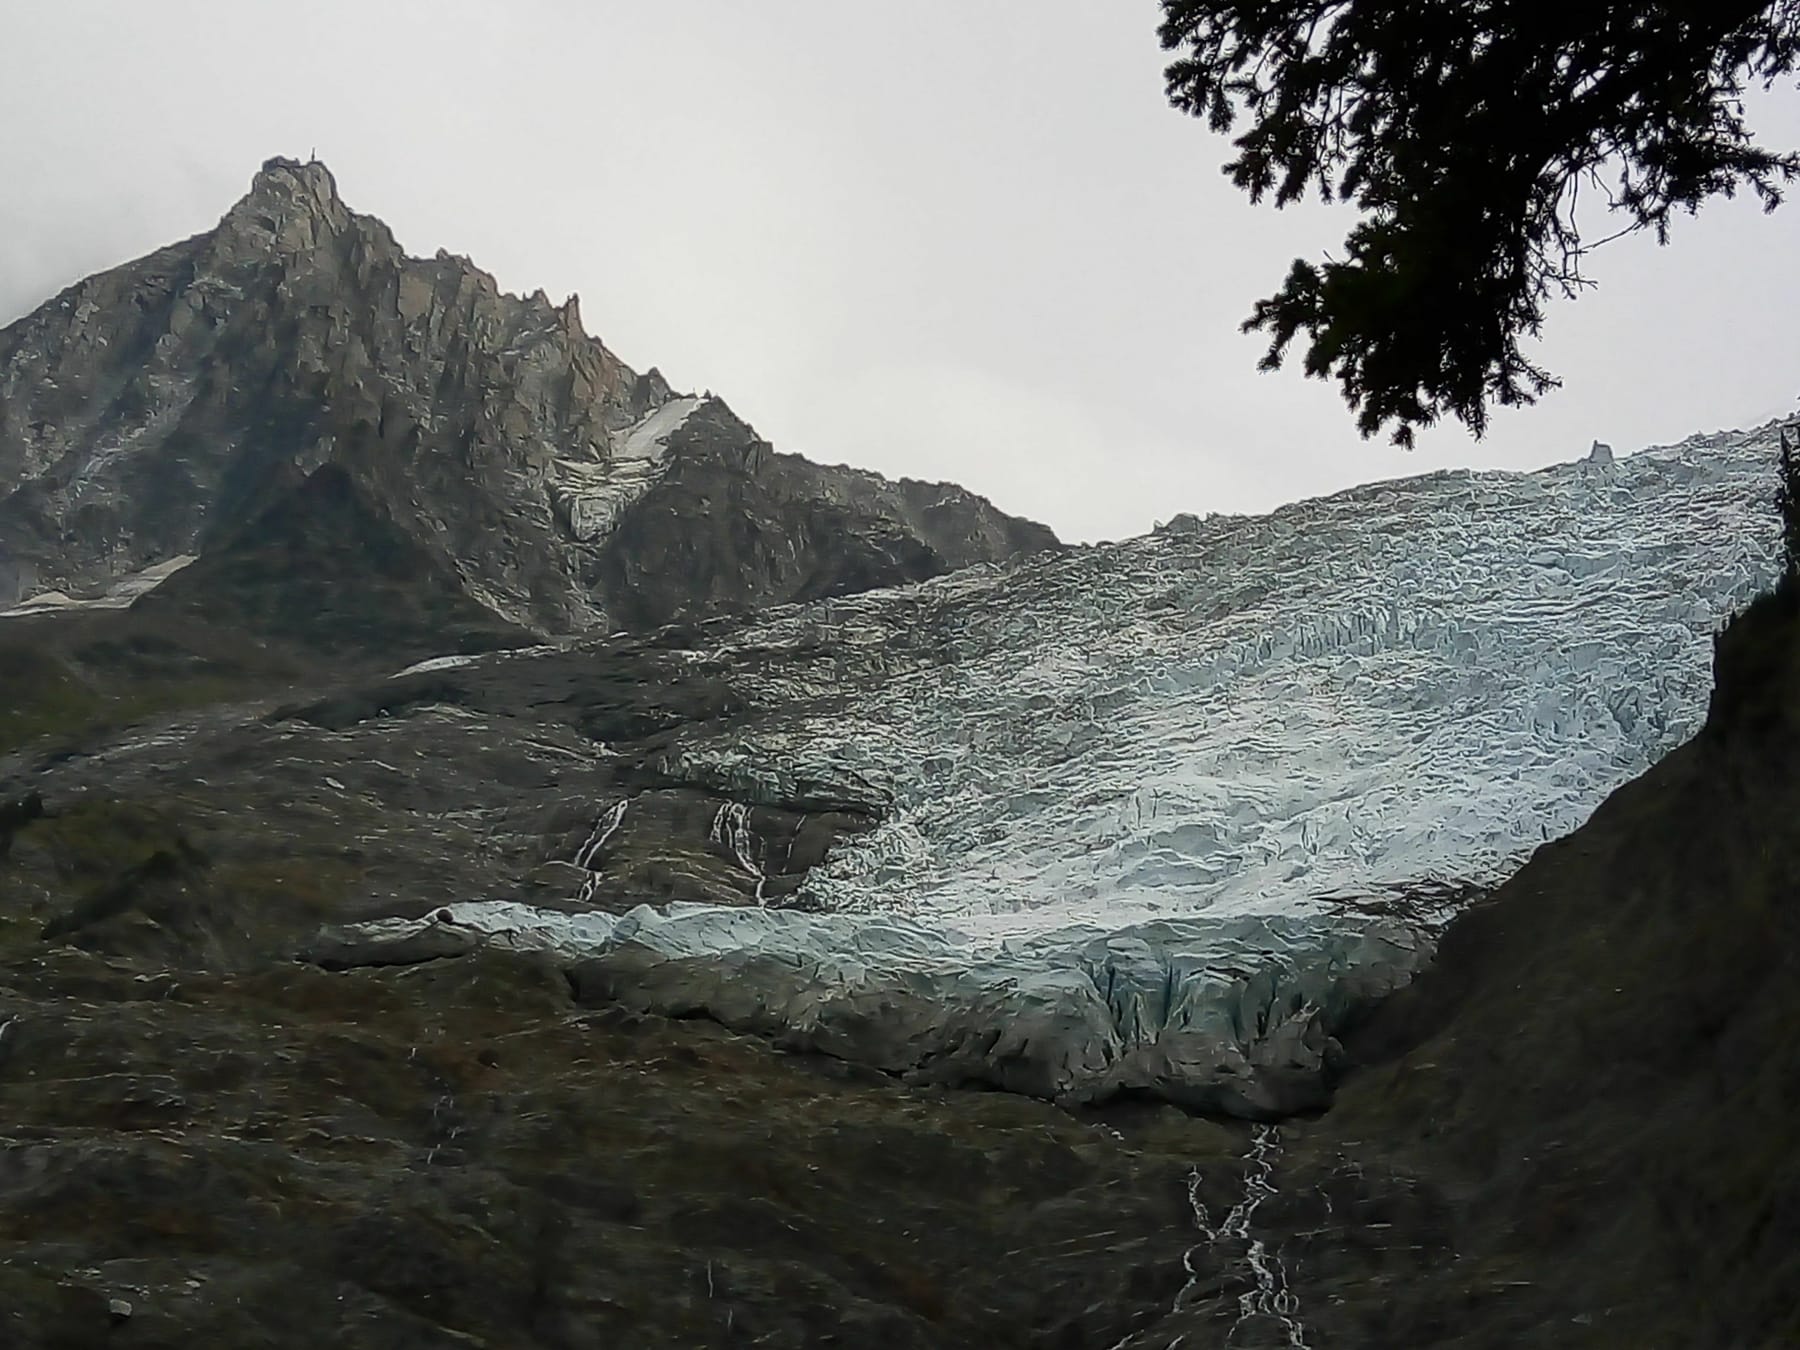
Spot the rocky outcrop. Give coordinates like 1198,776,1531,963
0,158,1055,646
0,923,1214,1349
586,399,1059,631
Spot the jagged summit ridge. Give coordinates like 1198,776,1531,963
227,156,355,244
0,159,1055,634
228,157,623,374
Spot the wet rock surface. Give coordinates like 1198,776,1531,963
0,937,1235,1349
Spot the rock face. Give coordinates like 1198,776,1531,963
0,927,1222,1350
585,398,1059,632
0,158,1055,646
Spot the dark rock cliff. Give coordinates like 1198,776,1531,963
586,398,1061,631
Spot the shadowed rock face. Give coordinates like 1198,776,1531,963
585,399,1062,632
0,157,1056,647
135,461,535,661
0,930,1230,1349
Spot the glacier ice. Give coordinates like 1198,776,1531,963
332,425,1782,1113
679,424,1776,936
338,897,1427,1117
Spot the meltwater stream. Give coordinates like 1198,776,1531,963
573,799,628,904
1197,1127,1308,1349
708,802,766,901
1108,1127,1306,1349
337,425,1782,1115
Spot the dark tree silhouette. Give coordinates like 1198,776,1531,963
1778,424,1800,579
1160,1,1800,446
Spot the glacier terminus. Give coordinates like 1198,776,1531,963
324,423,1779,1117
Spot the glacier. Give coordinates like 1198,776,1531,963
661,425,1774,928
329,424,1781,1115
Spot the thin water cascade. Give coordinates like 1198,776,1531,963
1194,1125,1309,1348
1124,1125,1309,1349
709,801,767,903
573,799,628,903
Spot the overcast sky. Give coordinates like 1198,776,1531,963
4,2,1798,541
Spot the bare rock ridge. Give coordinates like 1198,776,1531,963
0,157,1056,647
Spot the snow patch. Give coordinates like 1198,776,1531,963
389,653,480,679
548,395,703,542
1,554,198,619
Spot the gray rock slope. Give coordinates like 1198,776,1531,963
0,158,1055,637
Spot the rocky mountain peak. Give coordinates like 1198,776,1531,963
0,159,1057,653
245,155,347,218
210,156,365,264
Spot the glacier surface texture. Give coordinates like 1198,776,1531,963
341,427,1780,1114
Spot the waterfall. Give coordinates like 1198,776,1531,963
1119,1125,1309,1349
709,801,768,904
1189,1125,1309,1348
573,798,629,903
